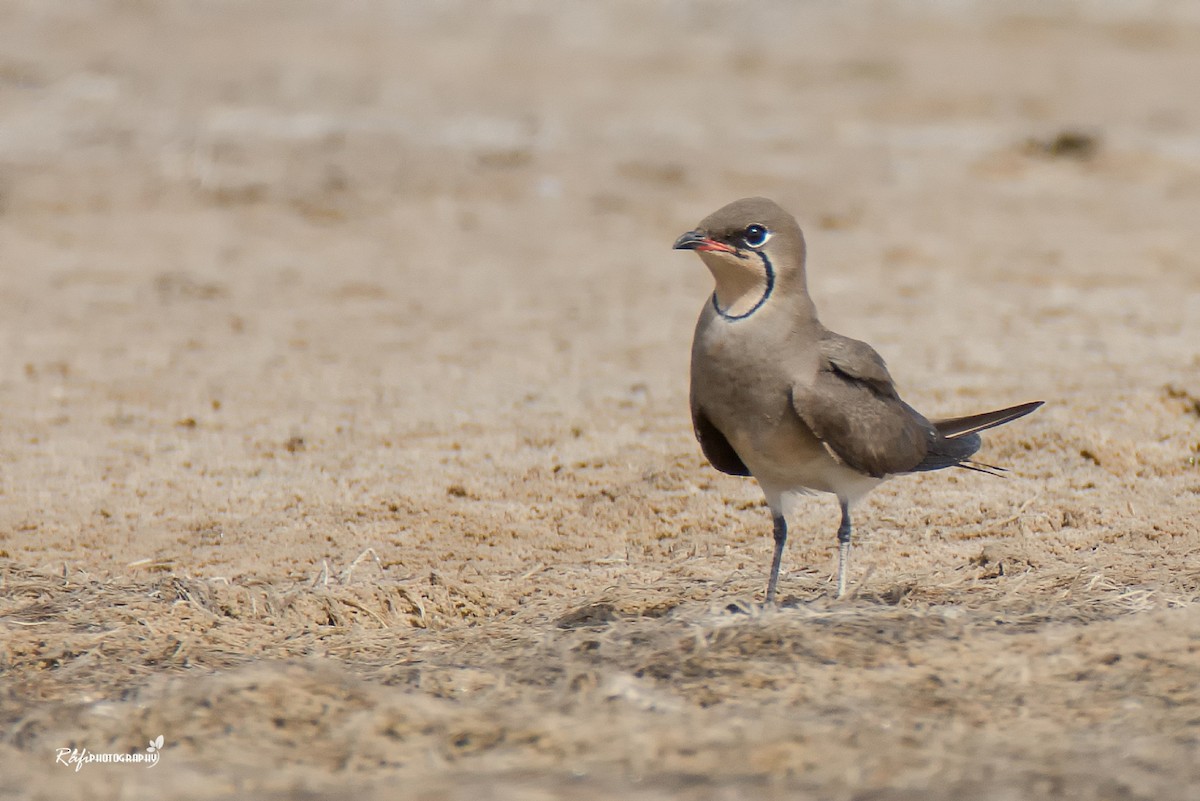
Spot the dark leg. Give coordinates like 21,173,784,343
835,499,852,598
766,514,787,604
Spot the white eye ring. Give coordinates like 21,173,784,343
743,224,770,248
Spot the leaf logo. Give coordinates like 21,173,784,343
147,735,164,753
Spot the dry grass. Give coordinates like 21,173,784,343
2,1,1200,798
3,557,1199,799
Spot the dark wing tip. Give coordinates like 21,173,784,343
933,400,1045,440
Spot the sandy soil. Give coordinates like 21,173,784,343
2,1,1199,798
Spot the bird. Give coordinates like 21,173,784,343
673,197,1042,602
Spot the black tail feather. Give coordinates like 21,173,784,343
955,460,1008,478
912,432,981,472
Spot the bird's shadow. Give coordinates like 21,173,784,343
723,581,918,614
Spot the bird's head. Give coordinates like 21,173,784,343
673,197,808,319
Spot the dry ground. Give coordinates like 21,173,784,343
1,1,1199,799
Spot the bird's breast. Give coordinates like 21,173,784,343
690,303,869,497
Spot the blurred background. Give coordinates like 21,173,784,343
1,2,1199,799
2,0,1197,419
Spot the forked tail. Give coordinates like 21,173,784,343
912,400,1043,474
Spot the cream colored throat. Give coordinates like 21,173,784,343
701,252,775,320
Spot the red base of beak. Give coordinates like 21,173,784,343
674,230,736,253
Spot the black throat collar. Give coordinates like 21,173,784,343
711,251,776,321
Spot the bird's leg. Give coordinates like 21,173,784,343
765,514,788,605
835,499,852,598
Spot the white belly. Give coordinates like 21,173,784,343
730,425,883,513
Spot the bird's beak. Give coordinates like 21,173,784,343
673,230,735,253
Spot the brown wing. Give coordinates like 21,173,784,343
691,405,751,477
791,334,935,478
817,335,898,398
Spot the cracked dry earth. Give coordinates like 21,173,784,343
1,2,1199,800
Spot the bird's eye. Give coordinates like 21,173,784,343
743,224,770,248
